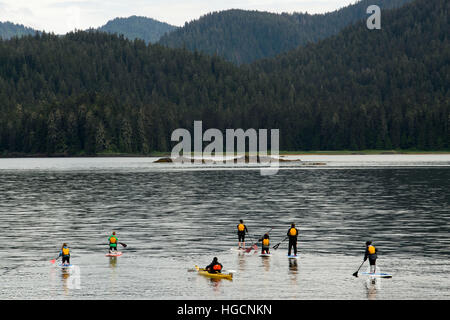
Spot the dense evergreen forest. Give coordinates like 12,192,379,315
0,21,39,40
0,0,448,155
253,0,449,150
159,0,414,64
97,16,177,43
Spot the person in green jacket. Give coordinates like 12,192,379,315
109,231,118,253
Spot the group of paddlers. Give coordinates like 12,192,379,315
237,220,299,256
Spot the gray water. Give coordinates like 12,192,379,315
0,156,449,299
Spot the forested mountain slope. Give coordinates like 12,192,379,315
0,21,39,39
254,0,449,150
0,0,447,155
159,0,414,64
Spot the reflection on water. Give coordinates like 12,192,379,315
261,256,270,272
61,269,71,294
366,281,378,300
288,259,299,289
237,253,247,273
0,157,449,299
109,257,117,268
289,259,298,274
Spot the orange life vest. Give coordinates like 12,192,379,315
289,228,297,236
213,264,222,271
238,224,245,232
368,245,376,254
110,236,117,244
263,238,269,246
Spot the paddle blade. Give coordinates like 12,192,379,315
352,271,359,277
245,243,257,253
50,259,56,264
252,244,258,251
120,242,127,248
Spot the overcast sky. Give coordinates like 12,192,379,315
0,0,356,34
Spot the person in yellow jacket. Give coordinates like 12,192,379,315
58,243,70,265
364,241,378,273
259,233,270,254
237,220,249,249
287,223,299,256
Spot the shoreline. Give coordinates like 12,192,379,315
1,150,450,158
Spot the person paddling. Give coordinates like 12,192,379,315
364,241,378,273
237,220,249,249
58,243,70,265
109,231,119,253
205,257,223,274
259,233,270,254
287,223,299,256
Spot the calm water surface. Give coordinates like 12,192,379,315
0,155,449,299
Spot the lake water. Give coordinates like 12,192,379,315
0,155,449,299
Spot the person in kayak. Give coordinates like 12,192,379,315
259,233,270,254
364,241,378,273
237,220,249,249
205,257,223,274
109,231,118,253
58,243,70,265
287,223,299,256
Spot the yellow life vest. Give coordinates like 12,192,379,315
289,228,297,236
62,247,70,255
368,245,376,254
262,238,269,246
238,224,245,232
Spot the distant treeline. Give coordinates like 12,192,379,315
0,0,448,155
97,16,177,44
0,21,39,40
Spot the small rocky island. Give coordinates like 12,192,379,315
154,155,326,165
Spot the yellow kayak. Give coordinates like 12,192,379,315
195,265,233,280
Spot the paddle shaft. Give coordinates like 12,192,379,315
353,260,366,277
273,236,288,250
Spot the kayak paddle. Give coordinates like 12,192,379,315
352,260,366,277
272,236,288,250
225,269,237,274
245,228,273,253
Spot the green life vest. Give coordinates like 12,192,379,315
109,236,118,247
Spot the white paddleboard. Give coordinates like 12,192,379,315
287,254,299,259
361,272,392,278
106,251,123,257
259,253,272,257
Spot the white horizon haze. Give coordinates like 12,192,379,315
0,0,356,34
